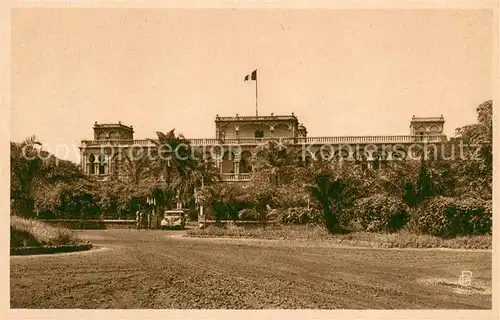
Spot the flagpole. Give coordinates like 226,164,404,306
255,71,258,117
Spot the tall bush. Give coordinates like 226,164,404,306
353,194,409,232
202,183,249,221
412,196,492,237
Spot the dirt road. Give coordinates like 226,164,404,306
10,229,492,309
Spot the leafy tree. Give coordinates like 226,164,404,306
455,101,492,167
39,155,84,184
33,181,65,218
57,179,99,219
9,137,99,220
450,100,492,199
455,100,492,159
33,179,99,219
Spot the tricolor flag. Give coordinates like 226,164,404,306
244,69,257,82
244,69,259,116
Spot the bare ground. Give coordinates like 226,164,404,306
10,229,492,309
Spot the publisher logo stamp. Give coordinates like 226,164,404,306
459,271,472,287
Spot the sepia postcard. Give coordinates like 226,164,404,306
1,1,498,319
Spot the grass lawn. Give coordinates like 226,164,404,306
10,215,85,248
186,224,492,250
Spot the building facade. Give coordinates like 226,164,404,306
79,114,446,182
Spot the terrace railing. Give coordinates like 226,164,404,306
297,135,444,144
239,173,253,181
220,173,254,182
81,139,156,147
221,173,238,181
81,135,445,148
216,115,297,121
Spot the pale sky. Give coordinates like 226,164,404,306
11,9,493,163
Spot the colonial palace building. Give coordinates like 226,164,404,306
79,113,446,182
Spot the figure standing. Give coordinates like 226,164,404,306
140,210,146,229
135,206,141,229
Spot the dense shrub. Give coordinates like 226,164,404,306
202,182,279,222
33,180,100,219
241,183,276,217
412,196,492,237
205,183,250,221
308,166,364,233
353,194,409,232
272,184,310,208
278,207,323,225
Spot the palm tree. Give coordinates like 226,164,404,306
306,162,361,234
152,129,216,209
120,155,156,185
252,140,298,185
174,153,219,204
10,135,43,216
153,129,196,184
176,153,220,220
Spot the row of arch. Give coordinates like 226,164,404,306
414,125,441,134
218,122,293,131
215,149,411,174
86,152,130,175
85,146,422,176
218,122,294,140
207,149,409,161
96,131,132,140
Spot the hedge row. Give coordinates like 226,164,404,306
276,195,492,238
348,195,491,237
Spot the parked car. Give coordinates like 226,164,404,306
160,210,186,230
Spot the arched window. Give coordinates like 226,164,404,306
239,151,253,173
112,154,120,175
222,151,235,174
219,131,225,140
315,149,332,162
98,132,107,140
430,125,440,133
88,154,95,175
98,154,106,175
392,148,407,161
255,129,264,138
334,148,350,161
